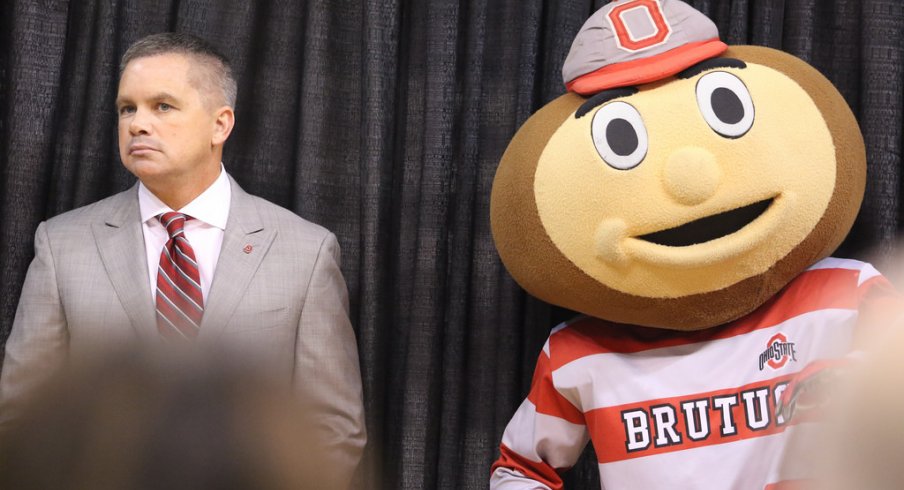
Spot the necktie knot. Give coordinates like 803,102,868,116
158,212,192,239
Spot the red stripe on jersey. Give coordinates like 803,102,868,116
549,268,863,370
527,351,584,425
855,275,904,343
587,374,796,464
492,443,564,490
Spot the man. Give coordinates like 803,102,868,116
0,33,365,486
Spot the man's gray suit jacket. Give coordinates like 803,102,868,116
0,175,366,483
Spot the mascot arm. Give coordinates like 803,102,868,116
490,345,590,490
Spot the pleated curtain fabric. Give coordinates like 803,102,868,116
0,1,902,488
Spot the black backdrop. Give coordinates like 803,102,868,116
1,0,902,488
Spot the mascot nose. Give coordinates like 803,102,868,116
662,147,721,206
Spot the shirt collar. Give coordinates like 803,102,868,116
138,164,231,230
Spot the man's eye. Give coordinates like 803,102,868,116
158,103,172,112
119,106,135,115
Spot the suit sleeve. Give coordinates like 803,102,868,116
490,342,590,490
294,232,366,488
0,222,69,428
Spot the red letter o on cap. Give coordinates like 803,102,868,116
608,0,672,52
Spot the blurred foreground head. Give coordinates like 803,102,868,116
0,348,335,490
769,304,904,490
817,325,904,490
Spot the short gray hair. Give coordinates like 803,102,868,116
120,32,237,108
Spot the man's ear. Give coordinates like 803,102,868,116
212,106,235,146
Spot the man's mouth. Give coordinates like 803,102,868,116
129,143,158,154
637,198,775,247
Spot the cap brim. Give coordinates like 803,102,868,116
566,39,729,95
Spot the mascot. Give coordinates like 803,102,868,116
489,0,904,488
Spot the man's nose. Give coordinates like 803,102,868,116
128,109,151,135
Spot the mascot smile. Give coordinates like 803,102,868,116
490,0,903,488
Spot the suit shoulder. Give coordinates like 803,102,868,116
246,194,334,241
42,188,136,233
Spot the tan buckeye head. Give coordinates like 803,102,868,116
490,0,866,330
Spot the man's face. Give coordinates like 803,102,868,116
116,53,220,185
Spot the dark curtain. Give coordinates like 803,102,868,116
0,0,902,488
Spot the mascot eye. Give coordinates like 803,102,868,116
591,101,648,170
696,71,755,138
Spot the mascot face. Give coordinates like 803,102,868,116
491,46,865,330
537,56,835,297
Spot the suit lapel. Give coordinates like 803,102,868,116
200,176,276,337
92,185,157,338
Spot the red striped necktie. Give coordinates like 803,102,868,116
155,212,204,339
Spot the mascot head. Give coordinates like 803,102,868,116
490,0,866,330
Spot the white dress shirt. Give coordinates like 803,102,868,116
138,166,231,302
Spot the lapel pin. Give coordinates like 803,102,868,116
243,244,253,254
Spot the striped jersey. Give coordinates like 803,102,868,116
491,258,904,489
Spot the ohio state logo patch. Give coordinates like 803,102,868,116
758,333,798,371
607,0,673,53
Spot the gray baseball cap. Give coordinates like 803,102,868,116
563,0,727,95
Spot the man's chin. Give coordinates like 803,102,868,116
123,159,170,181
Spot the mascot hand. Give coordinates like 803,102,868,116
776,358,853,423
